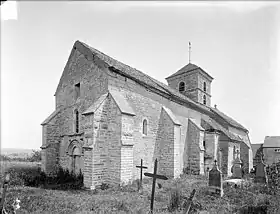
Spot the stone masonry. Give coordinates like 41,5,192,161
41,40,253,189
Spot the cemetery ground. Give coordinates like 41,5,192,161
1,162,280,214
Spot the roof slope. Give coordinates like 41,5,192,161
263,136,280,148
82,93,108,115
78,41,209,113
166,63,214,80
211,107,248,132
202,115,243,143
64,40,248,135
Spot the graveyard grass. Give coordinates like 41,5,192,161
1,162,280,214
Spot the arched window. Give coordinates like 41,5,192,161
203,95,206,105
179,82,185,92
142,119,147,136
203,82,206,92
75,110,79,133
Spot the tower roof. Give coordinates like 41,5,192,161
166,63,214,80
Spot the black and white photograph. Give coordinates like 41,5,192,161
1,1,280,213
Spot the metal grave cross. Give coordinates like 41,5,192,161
136,159,148,190
144,158,168,214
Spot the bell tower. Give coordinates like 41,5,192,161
165,42,214,106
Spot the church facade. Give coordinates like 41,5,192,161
41,40,253,189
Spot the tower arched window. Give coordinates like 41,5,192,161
179,82,185,92
142,119,147,136
203,95,206,105
203,82,206,92
74,110,79,133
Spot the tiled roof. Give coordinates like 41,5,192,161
211,107,248,132
166,63,214,80
77,41,209,113
74,40,248,135
201,115,242,142
263,136,280,148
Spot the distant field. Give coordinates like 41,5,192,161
0,161,40,178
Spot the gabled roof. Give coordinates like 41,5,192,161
166,63,214,80
263,136,280,148
211,107,248,132
82,91,136,116
109,90,135,116
162,106,181,126
82,93,108,115
41,109,60,125
189,118,204,131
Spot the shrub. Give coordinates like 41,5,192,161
100,183,110,190
167,186,183,212
6,166,83,190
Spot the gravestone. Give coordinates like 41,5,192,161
254,156,268,184
232,150,242,179
208,160,223,197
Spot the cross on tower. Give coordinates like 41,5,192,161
214,159,217,165
144,159,168,213
136,159,148,190
188,41,191,63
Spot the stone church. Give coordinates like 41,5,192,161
41,40,253,189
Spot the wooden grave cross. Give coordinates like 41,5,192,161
144,158,168,214
182,189,196,214
136,159,148,190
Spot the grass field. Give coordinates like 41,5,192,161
0,161,280,214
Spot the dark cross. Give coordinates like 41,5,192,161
136,159,148,190
182,189,196,214
0,173,10,213
144,159,168,214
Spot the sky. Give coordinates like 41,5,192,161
1,1,280,149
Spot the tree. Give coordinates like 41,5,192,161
28,150,41,162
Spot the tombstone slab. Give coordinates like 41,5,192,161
232,156,242,179
254,157,268,184
208,160,223,197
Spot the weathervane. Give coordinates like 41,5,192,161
188,41,191,63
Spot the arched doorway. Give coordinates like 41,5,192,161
72,147,81,175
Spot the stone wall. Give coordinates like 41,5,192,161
155,108,175,178
41,123,60,174
43,45,109,176
187,119,203,175
166,72,198,94
55,47,109,138
204,132,220,171
108,68,207,179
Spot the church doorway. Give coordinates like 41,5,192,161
71,147,81,175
